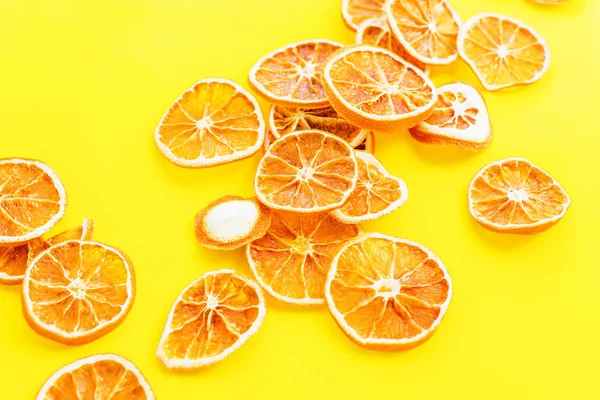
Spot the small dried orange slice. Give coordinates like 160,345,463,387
354,132,376,153
156,269,266,369
247,211,361,305
323,45,437,132
468,158,570,234
255,130,358,213
325,233,452,350
458,13,550,91
341,0,387,31
22,240,135,345
410,82,492,150
155,78,265,167
249,40,343,108
36,354,154,400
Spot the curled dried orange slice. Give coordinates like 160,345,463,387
325,233,452,350
156,270,266,369
342,0,387,31
468,158,570,234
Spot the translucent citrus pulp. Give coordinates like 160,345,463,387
342,0,387,31
155,78,265,167
156,270,266,369
247,211,361,304
325,233,452,349
458,13,550,90
255,130,358,213
468,158,570,234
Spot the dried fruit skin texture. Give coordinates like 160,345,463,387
342,0,387,31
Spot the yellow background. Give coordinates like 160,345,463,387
0,0,598,398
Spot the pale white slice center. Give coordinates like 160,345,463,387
203,200,259,243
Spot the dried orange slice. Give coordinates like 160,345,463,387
410,82,492,150
354,132,376,153
255,130,358,213
28,218,96,265
36,354,154,400
458,13,550,91
247,211,361,305
468,158,570,234
195,196,272,250
341,0,386,31
269,104,368,147
22,240,135,344
156,269,266,369
263,129,277,152
155,78,265,167
323,45,437,132
0,158,67,246
325,233,452,350
248,40,343,108
332,152,408,223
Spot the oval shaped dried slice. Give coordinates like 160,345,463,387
249,40,343,108
458,13,550,91
468,158,570,234
155,78,265,167
247,211,361,305
156,269,266,369
325,233,452,350
255,130,358,213
22,240,135,345
323,45,437,132
354,132,376,153
342,0,387,31
410,82,492,150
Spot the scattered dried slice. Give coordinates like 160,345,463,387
36,354,154,400
247,211,361,304
354,132,376,153
458,13,550,90
155,78,265,167
156,269,266,369
325,233,452,350
468,158,570,234
342,0,387,31
22,240,135,345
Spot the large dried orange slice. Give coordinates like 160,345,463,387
155,78,265,167
247,211,361,305
22,240,135,344
36,354,154,400
458,13,550,91
342,0,387,31
468,158,570,234
156,270,266,369
248,40,343,108
325,233,452,350
323,45,437,132
255,130,358,213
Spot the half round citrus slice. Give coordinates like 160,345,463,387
342,0,387,31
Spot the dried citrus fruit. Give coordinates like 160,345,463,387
22,240,135,345
0,158,66,246
264,129,277,152
354,132,376,153
410,82,492,150
458,13,550,91
249,40,343,108
247,211,361,305
155,78,265,167
341,0,386,31
28,218,96,266
332,152,408,223
157,269,266,369
325,233,452,350
468,158,570,234
255,130,358,213
323,45,437,132
195,196,272,250
36,354,154,400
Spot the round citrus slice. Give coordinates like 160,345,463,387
247,211,361,305
410,82,492,150
36,354,154,400
27,218,96,266
341,0,387,31
22,240,135,345
255,130,358,213
248,40,343,108
195,196,272,250
325,233,452,350
457,13,550,91
385,0,462,65
468,158,570,234
155,78,265,167
354,132,376,153
323,45,437,132
0,158,67,246
332,152,408,223
156,269,266,369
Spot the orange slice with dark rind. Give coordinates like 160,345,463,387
342,0,387,31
